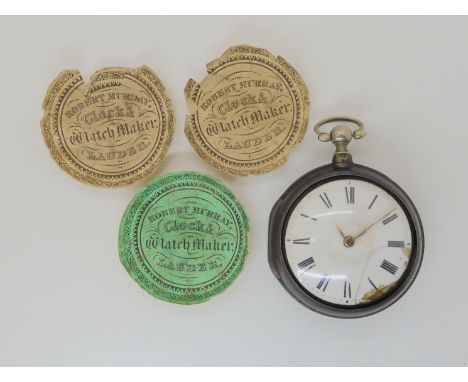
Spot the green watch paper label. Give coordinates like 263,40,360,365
119,171,249,304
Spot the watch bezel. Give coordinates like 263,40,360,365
268,163,424,318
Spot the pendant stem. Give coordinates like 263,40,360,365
313,116,366,168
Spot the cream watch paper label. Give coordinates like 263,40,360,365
41,66,175,187
185,45,310,176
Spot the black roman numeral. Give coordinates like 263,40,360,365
298,257,315,271
345,187,355,204
381,259,398,275
344,280,352,298
382,213,398,225
317,275,331,291
319,193,332,209
368,194,378,210
388,240,405,247
368,277,378,290
300,213,317,221
292,238,310,245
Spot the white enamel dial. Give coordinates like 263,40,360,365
284,178,413,307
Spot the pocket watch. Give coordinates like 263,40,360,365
268,117,424,318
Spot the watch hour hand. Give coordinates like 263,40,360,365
336,225,346,239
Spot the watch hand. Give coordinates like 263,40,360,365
353,207,397,241
336,225,346,239
337,225,356,248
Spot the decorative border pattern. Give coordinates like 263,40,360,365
40,66,175,187
184,45,310,176
118,171,250,305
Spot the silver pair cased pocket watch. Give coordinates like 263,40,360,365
268,117,424,318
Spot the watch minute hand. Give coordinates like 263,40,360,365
353,207,397,241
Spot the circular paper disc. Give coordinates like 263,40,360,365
41,66,175,187
118,172,249,304
185,45,310,176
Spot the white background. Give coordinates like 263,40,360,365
0,16,467,366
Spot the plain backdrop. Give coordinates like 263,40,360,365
0,16,467,366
